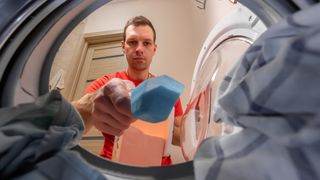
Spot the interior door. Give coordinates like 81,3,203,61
73,37,126,155
73,38,125,101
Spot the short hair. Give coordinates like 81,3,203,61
123,16,156,42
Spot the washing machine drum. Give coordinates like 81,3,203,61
0,0,319,179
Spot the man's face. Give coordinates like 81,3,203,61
122,25,157,71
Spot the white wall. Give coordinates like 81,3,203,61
188,0,239,50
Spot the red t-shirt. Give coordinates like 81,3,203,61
86,70,183,166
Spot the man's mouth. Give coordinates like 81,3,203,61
133,57,145,61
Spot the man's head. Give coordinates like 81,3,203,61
122,16,157,73
123,16,156,42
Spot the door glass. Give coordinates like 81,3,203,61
181,37,252,160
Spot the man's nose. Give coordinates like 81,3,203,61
135,42,144,54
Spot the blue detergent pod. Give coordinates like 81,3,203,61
131,75,184,123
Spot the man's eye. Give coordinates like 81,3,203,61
144,42,152,46
128,41,137,46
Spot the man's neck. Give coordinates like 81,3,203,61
127,69,149,81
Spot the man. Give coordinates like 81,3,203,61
72,16,183,165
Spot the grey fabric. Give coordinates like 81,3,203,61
0,90,105,180
292,0,320,9
194,3,320,180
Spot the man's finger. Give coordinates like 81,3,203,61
102,79,134,118
92,112,124,136
123,80,135,91
94,94,135,126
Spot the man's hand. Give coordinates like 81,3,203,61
92,78,136,136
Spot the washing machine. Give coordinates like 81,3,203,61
0,0,319,179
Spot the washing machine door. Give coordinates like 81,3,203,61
0,0,316,179
180,4,267,161
180,0,320,161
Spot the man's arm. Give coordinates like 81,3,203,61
71,93,95,134
172,98,184,146
172,115,183,146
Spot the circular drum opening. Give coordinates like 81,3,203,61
0,0,304,179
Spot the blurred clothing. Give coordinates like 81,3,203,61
194,4,320,180
0,90,105,179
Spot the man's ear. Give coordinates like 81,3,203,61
121,41,125,52
154,43,157,53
